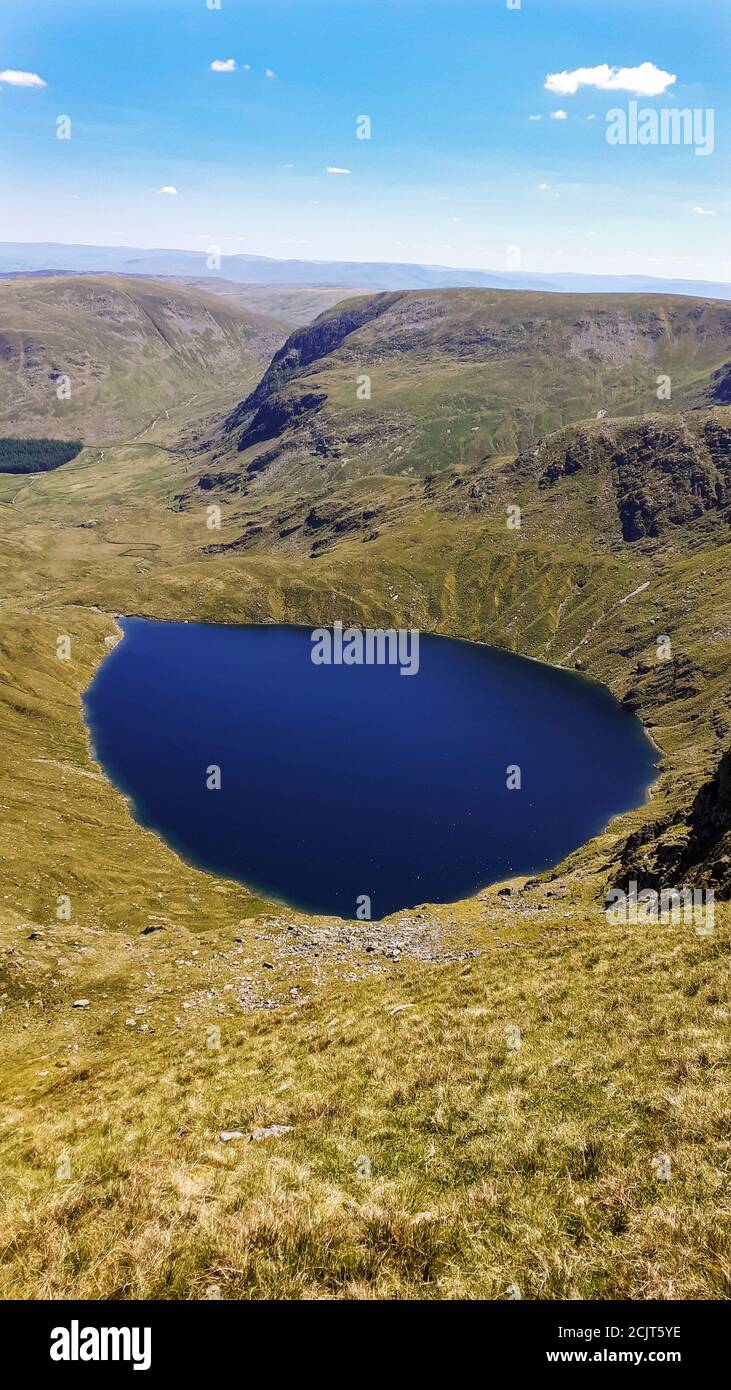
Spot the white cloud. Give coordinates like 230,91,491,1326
538,183,551,190
550,110,568,120
210,59,237,73
265,68,276,79
0,69,46,88
528,114,542,121
157,185,178,196
586,113,596,121
545,62,676,98
693,206,716,216
326,166,351,175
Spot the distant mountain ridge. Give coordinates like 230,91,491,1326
1,241,731,301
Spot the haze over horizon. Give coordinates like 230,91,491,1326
3,237,731,301
1,0,728,283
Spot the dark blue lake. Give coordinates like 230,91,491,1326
83,619,657,919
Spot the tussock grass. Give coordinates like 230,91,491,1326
1,903,729,1300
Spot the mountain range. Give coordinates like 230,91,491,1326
2,240,731,301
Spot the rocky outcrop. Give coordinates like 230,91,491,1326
610,420,731,540
511,414,731,544
224,292,404,435
234,389,327,451
676,745,731,888
619,744,731,897
705,362,731,404
621,654,705,714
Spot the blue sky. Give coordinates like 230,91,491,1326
1,0,728,278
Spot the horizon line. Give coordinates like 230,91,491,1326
0,239,729,290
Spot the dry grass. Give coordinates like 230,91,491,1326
1,898,729,1300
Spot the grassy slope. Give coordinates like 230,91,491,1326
0,275,288,444
0,288,729,1299
1,900,729,1300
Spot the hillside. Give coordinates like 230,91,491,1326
203,290,731,510
0,283,729,1300
0,276,288,445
